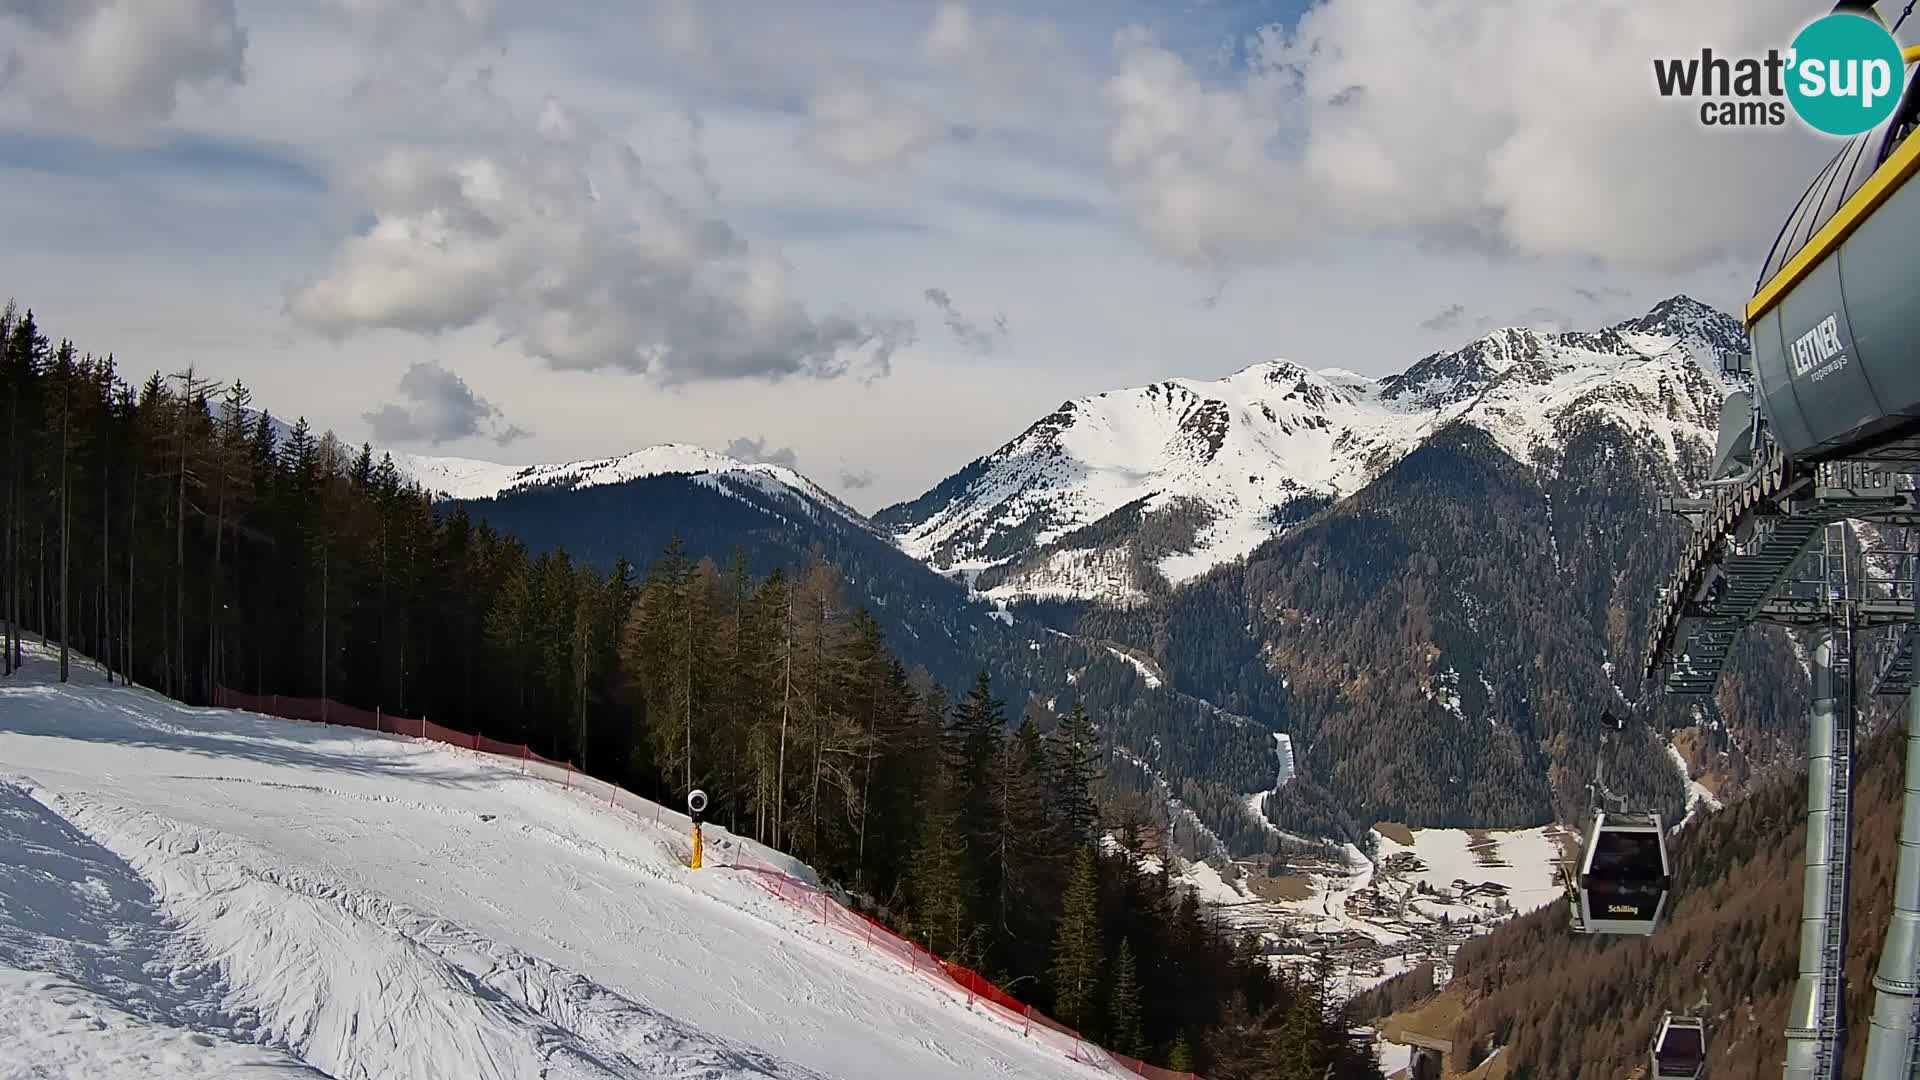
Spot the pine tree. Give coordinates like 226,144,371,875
1109,936,1143,1058
1168,1033,1194,1072
1049,702,1102,846
909,783,974,961
1050,846,1102,1032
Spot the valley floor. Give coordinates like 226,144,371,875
0,646,1101,1080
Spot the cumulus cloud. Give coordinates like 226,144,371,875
0,0,248,135
289,91,915,383
362,360,525,446
801,77,938,173
334,0,494,52
725,436,798,468
923,287,1010,355
836,467,876,490
1422,303,1577,337
1103,0,1829,272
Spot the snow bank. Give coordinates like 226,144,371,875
0,963,324,1078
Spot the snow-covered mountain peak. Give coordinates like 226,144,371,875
881,296,1744,604
387,443,869,529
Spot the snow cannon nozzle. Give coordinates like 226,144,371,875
687,788,708,821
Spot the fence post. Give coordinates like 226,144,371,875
1021,1006,1030,1038
820,891,828,925
376,706,382,734
521,744,528,775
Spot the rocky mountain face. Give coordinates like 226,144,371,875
877,296,1742,607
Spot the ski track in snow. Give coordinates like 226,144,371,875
0,650,1099,1080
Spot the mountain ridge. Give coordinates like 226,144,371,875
877,295,1741,606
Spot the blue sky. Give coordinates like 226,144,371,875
0,0,1887,508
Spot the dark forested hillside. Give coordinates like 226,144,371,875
0,301,1382,1079
453,473,996,692
1425,708,1910,1080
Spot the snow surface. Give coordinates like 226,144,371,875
0,649,1101,1080
1667,742,1724,832
1104,646,1163,689
1374,1036,1414,1076
887,298,1737,602
1271,733,1295,789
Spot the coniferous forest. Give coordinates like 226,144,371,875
0,303,1384,1079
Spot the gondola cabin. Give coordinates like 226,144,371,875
1649,1013,1707,1079
1573,811,1671,935
1746,34,1920,466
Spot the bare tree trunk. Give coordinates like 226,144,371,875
174,421,186,700
856,678,877,887
809,592,826,861
126,493,136,687
57,392,68,683
38,522,47,647
776,590,793,850
320,543,328,713
99,422,107,676
207,475,224,697
3,392,13,677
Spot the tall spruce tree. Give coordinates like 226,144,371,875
1109,937,1143,1058
1050,846,1103,1033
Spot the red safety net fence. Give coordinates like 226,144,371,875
730,863,1200,1078
209,685,1201,1080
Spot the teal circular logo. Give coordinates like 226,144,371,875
1786,13,1907,136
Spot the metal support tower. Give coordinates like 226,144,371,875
1782,522,1856,1080
1861,661,1920,1078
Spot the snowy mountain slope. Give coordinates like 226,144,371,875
389,443,874,531
877,296,1741,603
0,650,1095,1080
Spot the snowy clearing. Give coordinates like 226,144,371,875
1369,825,1564,916
0,649,1102,1080
1667,742,1724,832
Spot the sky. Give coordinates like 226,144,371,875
0,0,1906,510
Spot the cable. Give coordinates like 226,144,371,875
1897,0,1918,33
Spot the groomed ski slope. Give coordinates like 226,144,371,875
0,648,1097,1080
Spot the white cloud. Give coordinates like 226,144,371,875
725,436,799,468
364,360,524,446
288,87,915,383
0,0,247,136
1105,0,1834,271
334,0,494,51
801,77,938,174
